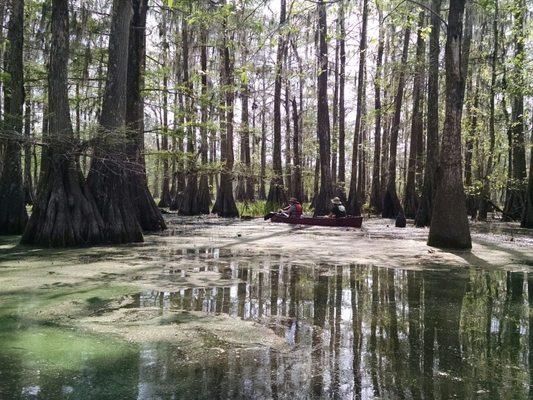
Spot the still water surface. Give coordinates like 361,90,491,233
0,247,531,399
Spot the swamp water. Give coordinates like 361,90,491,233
0,244,532,399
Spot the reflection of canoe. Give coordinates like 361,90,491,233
271,214,363,228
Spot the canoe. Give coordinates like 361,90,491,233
270,214,363,228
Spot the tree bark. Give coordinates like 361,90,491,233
291,97,303,202
502,0,527,221
179,10,200,216
331,17,339,187
337,1,346,199
212,4,238,218
0,1,5,138
404,11,426,218
521,124,533,228
478,2,498,221
258,76,267,200
428,0,471,249
369,7,384,213
21,0,106,246
0,0,28,235
197,27,211,214
347,0,368,216
125,0,165,231
158,8,172,208
382,25,410,219
466,71,480,218
87,0,143,243
267,0,288,211
314,0,333,216
23,94,34,205
236,29,254,203
284,75,292,197
415,0,441,227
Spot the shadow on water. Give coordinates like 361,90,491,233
0,248,532,399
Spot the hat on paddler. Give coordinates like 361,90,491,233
331,197,342,205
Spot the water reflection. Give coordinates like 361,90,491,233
1,259,532,399
126,263,531,399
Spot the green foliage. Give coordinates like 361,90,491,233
237,201,267,217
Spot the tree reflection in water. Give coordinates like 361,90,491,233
125,261,529,399
1,256,531,399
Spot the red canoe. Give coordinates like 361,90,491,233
271,214,363,228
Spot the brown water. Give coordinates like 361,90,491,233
0,247,532,399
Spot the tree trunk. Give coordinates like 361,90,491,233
125,0,165,231
267,0,288,211
521,124,533,228
415,0,441,227
284,77,292,197
502,0,526,221
346,0,368,216
382,25,410,219
212,5,238,218
21,0,106,246
337,1,346,200
404,11,426,218
258,81,267,200
313,0,333,216
428,0,471,249
179,11,200,216
369,7,384,213
291,97,303,202
357,70,367,205
23,94,34,205
170,91,186,210
331,18,339,187
0,0,28,235
479,3,498,221
197,27,211,214
0,1,5,136
466,71,480,218
235,89,247,202
87,0,143,244
236,29,253,203
158,9,172,208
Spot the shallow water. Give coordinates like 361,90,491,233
0,245,532,399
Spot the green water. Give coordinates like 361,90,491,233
0,247,532,399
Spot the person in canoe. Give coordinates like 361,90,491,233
329,197,347,218
264,197,303,220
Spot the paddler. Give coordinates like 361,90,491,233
328,197,347,218
264,197,303,220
